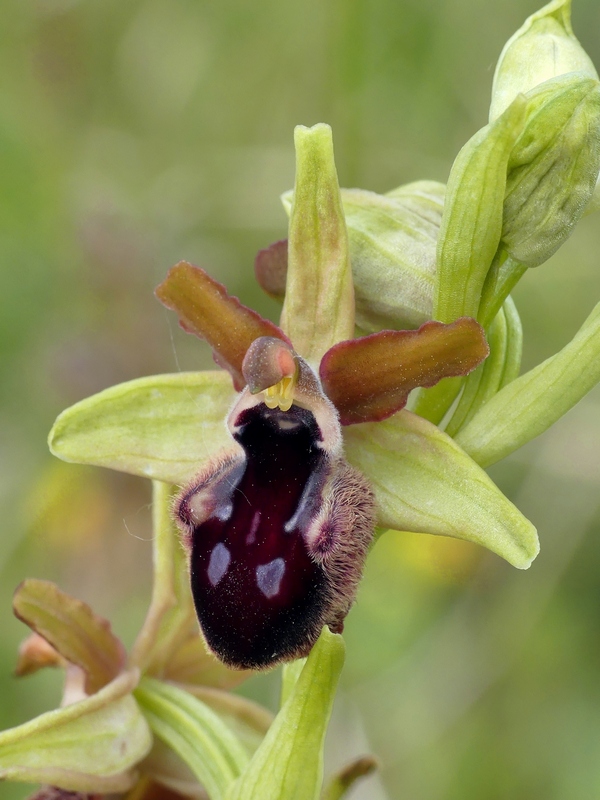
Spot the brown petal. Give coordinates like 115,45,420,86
254,239,287,300
15,633,65,677
155,262,290,390
320,317,489,425
13,579,126,695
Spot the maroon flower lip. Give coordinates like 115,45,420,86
157,261,489,669
179,404,330,669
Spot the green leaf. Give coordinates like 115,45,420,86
48,371,235,484
455,300,600,467
434,96,527,324
225,627,345,800
135,677,249,800
0,670,151,793
280,124,354,365
13,579,126,695
490,0,598,121
344,410,539,569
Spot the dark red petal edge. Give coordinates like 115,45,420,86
320,317,489,425
156,261,290,390
254,239,288,300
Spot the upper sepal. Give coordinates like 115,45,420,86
280,124,355,363
319,317,489,425
156,262,290,390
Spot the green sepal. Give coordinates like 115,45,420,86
0,670,151,793
344,410,539,569
225,627,345,800
502,75,600,267
490,0,598,121
434,95,527,323
456,300,600,467
48,371,235,484
280,124,354,365
134,676,249,800
281,181,444,332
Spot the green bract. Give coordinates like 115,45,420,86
502,74,600,266
225,627,345,800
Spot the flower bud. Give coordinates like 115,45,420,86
281,180,445,332
490,0,598,121
501,74,600,266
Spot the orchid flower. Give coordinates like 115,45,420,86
49,124,540,672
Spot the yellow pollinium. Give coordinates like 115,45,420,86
263,375,296,412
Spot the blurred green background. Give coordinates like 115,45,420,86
1,0,600,798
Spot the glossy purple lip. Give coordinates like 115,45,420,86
187,404,329,669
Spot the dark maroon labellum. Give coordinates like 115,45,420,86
176,385,375,670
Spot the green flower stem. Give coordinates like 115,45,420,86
445,306,508,437
456,300,600,466
478,256,527,329
499,295,523,387
129,481,190,673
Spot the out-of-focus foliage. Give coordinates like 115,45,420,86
1,1,599,799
